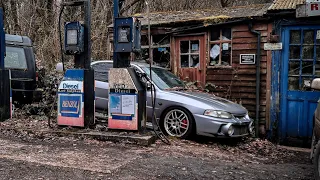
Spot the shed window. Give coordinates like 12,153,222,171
179,40,200,68
138,34,170,69
209,28,232,66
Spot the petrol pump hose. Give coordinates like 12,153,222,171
47,5,65,128
148,63,171,145
47,4,67,128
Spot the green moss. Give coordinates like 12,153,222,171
201,15,230,25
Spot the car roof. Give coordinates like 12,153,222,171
91,60,165,69
5,34,32,47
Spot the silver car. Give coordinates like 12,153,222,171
92,60,254,139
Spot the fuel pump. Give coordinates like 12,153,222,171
107,0,146,131
57,0,95,128
0,8,12,121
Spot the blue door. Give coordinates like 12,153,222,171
281,26,320,139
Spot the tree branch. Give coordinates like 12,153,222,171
120,0,142,15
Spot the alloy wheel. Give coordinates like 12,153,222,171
164,109,190,137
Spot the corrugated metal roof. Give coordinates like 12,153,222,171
132,3,271,26
268,0,305,10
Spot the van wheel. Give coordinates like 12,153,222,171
314,141,320,180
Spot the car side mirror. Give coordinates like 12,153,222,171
56,62,64,73
311,78,320,90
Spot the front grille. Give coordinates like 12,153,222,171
234,115,245,119
233,126,248,135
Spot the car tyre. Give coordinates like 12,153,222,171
314,140,320,180
160,107,195,139
312,129,318,163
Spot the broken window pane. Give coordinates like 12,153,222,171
180,41,189,53
222,28,232,40
190,55,199,67
209,44,220,66
289,61,300,75
141,35,149,46
304,30,314,44
302,45,314,59
290,46,300,59
301,61,313,75
316,61,320,77
221,43,231,66
153,34,170,45
190,40,199,54
316,46,320,60
153,47,170,68
136,48,149,61
288,76,300,90
302,77,313,91
210,29,220,41
180,55,189,68
290,30,301,44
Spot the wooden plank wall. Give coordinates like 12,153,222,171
206,23,272,126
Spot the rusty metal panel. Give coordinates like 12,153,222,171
296,4,307,17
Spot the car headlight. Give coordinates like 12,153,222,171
204,110,232,119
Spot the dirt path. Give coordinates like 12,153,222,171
0,135,313,180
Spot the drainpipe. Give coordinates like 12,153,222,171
249,22,261,137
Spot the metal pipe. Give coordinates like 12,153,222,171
146,0,152,65
249,22,261,137
113,0,119,68
84,0,91,69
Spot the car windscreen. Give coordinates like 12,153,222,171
91,62,113,82
5,46,28,70
142,67,185,90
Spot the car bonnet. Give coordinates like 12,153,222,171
168,91,248,115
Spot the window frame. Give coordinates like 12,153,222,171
140,34,171,69
209,28,233,67
179,40,200,68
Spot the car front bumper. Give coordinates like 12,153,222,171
193,114,253,138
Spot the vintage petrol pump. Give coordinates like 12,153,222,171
57,0,95,127
107,0,146,131
0,8,12,121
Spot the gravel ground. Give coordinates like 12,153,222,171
0,130,313,180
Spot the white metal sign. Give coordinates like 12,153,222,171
306,0,320,17
264,43,283,50
317,30,320,39
240,54,255,65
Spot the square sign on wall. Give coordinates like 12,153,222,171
240,54,256,64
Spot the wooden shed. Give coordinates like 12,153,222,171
107,3,273,135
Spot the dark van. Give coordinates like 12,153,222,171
5,34,42,104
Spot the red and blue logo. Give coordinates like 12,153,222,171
59,95,82,117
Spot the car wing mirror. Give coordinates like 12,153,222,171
311,78,320,90
56,62,64,73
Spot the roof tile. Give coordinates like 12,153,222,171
268,0,305,10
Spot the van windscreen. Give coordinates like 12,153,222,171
5,46,28,70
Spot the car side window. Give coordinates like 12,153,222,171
92,62,113,82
